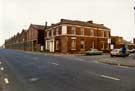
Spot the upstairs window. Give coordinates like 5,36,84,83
56,27,59,36
47,31,49,38
106,31,109,37
71,27,76,35
101,31,104,37
90,29,94,36
51,29,54,37
80,28,84,35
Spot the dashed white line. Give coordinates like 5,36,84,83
29,78,39,82
4,78,10,84
0,67,4,71
100,75,120,81
0,61,2,64
49,62,59,66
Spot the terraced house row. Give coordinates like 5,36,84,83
5,19,111,53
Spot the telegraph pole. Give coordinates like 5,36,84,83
134,6,135,23
133,1,135,58
134,0,135,23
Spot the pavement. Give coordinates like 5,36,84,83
97,54,135,67
0,48,135,91
26,51,135,68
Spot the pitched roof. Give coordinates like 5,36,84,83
30,24,45,30
47,19,110,30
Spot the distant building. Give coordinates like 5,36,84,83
111,36,124,49
26,24,45,51
45,19,111,53
5,24,45,52
111,36,135,49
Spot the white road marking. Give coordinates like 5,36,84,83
4,78,10,84
0,67,4,71
49,62,59,66
29,78,39,82
0,61,2,64
100,75,120,81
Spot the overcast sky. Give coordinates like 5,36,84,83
0,0,135,46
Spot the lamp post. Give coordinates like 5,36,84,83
134,6,135,23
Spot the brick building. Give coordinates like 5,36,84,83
111,36,135,49
111,36,124,49
45,19,111,53
5,24,45,52
19,29,27,50
25,24,45,51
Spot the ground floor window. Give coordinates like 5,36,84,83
71,39,76,50
55,40,59,50
80,39,85,49
92,41,94,49
46,41,50,50
101,41,105,50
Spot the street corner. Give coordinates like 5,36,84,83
97,57,135,68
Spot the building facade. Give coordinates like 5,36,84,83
111,36,124,49
45,19,111,53
5,24,45,52
26,24,45,51
111,36,135,49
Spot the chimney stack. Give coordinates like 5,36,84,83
44,21,47,30
87,20,93,24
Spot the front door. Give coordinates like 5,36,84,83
49,40,54,52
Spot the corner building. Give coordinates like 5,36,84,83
45,19,111,53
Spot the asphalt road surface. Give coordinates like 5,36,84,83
0,48,135,91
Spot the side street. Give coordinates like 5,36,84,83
24,50,135,68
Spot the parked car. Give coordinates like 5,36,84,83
129,49,135,53
85,49,103,55
110,49,129,57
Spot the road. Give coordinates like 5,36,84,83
0,48,135,91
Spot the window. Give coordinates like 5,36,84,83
101,41,105,49
46,41,50,50
92,41,94,49
71,27,76,35
56,27,59,36
80,28,84,35
55,40,59,50
90,29,94,36
71,39,76,50
51,29,54,37
80,39,85,49
47,31,49,38
106,31,109,37
62,25,67,35
101,31,104,37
